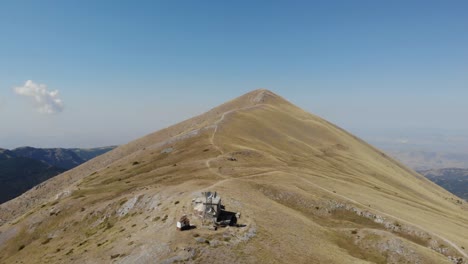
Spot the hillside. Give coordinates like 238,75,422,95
0,157,66,203
0,90,466,264
0,149,16,160
0,146,116,204
419,168,468,202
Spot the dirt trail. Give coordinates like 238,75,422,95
205,104,264,180
209,105,263,154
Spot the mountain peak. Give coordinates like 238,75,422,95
1,90,467,263
247,88,280,104
212,89,293,115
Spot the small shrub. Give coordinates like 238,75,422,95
18,245,25,251
105,222,113,230
41,237,52,245
132,161,139,166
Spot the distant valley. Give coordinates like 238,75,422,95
379,149,468,201
418,168,468,201
0,146,116,203
385,149,468,171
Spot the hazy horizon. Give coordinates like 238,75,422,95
1,1,467,151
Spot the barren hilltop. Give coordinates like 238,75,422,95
0,89,467,264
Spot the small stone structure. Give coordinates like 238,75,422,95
193,191,222,223
192,191,239,226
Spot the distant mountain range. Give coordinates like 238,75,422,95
0,146,116,204
419,168,468,201
385,149,468,171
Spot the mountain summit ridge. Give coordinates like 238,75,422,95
0,89,467,263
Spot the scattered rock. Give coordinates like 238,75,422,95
117,196,138,217
161,148,173,154
195,237,207,243
49,208,61,216
55,190,71,200
239,226,257,242
209,239,221,247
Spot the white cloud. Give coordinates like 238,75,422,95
14,80,64,114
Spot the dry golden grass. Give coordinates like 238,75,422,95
0,89,466,263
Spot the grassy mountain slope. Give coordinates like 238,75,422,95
0,90,466,264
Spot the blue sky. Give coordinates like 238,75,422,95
1,1,467,149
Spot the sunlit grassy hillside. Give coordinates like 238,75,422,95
0,90,466,264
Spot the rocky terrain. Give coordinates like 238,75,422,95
0,90,466,263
